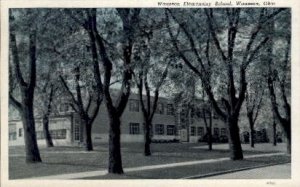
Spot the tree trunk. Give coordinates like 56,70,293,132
250,125,255,148
144,120,152,156
203,107,213,151
282,120,291,154
207,127,212,151
249,119,255,148
85,121,93,151
186,106,191,142
286,132,291,155
108,116,123,174
22,104,42,163
273,121,277,146
208,109,213,150
227,116,243,160
43,116,54,147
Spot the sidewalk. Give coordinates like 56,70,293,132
204,163,291,179
192,143,287,152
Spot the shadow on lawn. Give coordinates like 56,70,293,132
41,161,103,168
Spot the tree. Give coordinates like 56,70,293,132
132,13,172,155
59,11,104,151
167,66,197,143
37,82,55,147
245,83,264,148
70,8,140,173
9,9,42,162
166,8,286,160
272,110,277,146
35,53,62,148
201,100,213,150
134,53,170,156
60,63,103,151
265,10,291,154
31,9,104,151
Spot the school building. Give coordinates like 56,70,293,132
8,92,231,146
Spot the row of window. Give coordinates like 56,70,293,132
9,129,67,141
129,100,175,115
36,129,67,140
129,123,176,136
190,127,227,136
190,127,204,137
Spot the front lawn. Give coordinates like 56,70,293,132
9,142,289,179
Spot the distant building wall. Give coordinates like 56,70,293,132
9,115,73,146
9,93,229,146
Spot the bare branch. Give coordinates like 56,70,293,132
59,75,79,106
204,9,227,63
166,9,226,120
28,28,37,90
9,94,22,111
9,22,27,87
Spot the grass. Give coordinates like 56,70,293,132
83,155,290,179
9,142,290,179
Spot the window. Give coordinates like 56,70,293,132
51,129,67,139
196,109,204,118
74,124,80,141
155,103,164,114
197,127,204,136
129,100,139,112
180,106,187,116
9,132,17,141
37,129,67,139
19,128,23,137
155,124,164,135
221,128,227,136
59,103,69,112
213,113,219,119
191,126,196,136
167,125,175,135
9,123,17,141
191,107,195,118
214,128,219,136
180,115,186,123
129,123,140,134
166,104,174,115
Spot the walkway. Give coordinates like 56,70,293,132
192,143,287,152
30,152,285,179
204,163,291,179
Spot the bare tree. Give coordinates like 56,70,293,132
60,64,103,151
9,10,42,162
202,102,213,150
40,83,55,147
166,8,286,160
266,11,291,154
135,60,170,156
245,85,264,148
75,8,140,173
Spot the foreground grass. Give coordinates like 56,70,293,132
83,155,290,179
9,142,289,179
